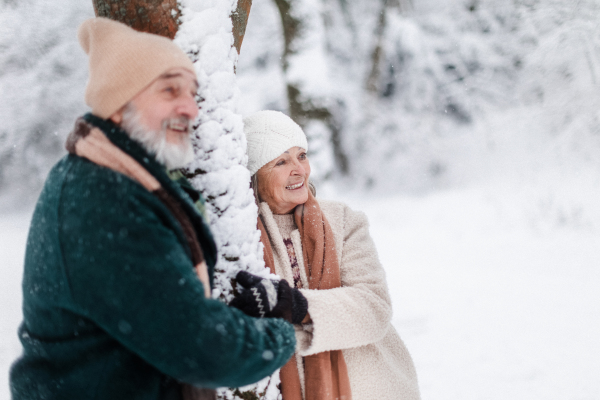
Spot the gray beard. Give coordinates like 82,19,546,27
120,103,195,170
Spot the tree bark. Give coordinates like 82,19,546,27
92,0,252,54
93,0,181,39
232,0,253,54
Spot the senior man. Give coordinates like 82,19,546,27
10,18,296,400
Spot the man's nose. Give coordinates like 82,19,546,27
177,92,199,119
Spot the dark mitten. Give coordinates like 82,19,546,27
230,271,309,324
290,288,308,324
269,280,293,323
230,271,279,319
264,280,308,324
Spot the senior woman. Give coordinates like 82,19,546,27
236,110,420,400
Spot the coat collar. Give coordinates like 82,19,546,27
82,113,217,272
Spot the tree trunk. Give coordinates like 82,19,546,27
232,0,253,54
92,0,181,39
92,0,252,54
366,0,410,94
365,0,388,94
272,0,349,174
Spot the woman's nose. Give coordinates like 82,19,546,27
292,159,306,175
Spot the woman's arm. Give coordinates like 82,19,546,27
297,202,393,356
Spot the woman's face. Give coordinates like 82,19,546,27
256,146,311,215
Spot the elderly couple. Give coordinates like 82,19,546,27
10,18,420,400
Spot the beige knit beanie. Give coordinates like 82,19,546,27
77,17,196,119
244,110,308,175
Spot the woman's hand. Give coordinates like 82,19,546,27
230,271,308,324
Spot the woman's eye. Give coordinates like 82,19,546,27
276,160,285,166
299,153,307,160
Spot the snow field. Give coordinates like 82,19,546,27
0,211,29,400
341,183,600,400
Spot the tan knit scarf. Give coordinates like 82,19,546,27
258,192,352,400
66,118,215,400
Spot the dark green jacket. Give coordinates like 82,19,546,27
10,115,295,400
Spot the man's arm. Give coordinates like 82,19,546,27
59,166,294,388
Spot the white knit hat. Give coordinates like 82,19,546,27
244,111,308,175
77,17,196,119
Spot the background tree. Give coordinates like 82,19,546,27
272,0,349,174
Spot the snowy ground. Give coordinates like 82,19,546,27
341,185,600,400
0,210,29,399
2,183,599,400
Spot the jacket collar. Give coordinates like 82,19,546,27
82,113,217,272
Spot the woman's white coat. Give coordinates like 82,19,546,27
259,199,420,400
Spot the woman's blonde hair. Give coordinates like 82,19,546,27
250,173,316,206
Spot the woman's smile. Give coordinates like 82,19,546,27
285,181,304,190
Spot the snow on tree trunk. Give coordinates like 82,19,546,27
174,0,269,306
174,1,280,398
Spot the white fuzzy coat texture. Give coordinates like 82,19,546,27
259,200,421,400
